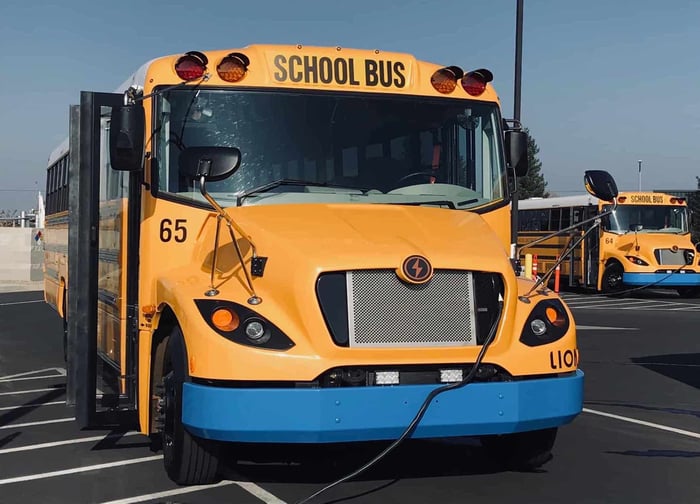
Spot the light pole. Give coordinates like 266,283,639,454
638,160,642,191
510,0,524,260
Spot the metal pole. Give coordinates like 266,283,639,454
510,0,524,260
514,0,523,123
638,160,642,191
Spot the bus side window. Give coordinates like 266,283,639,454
550,208,561,231
560,207,571,229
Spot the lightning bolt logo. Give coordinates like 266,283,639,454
410,258,424,279
401,255,432,283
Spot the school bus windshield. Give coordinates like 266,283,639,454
603,204,689,233
155,88,507,209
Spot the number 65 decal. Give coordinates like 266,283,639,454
160,218,187,243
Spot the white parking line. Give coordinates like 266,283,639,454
0,300,44,307
0,376,66,384
99,479,288,504
0,400,65,411
0,452,288,504
99,481,238,504
0,387,64,397
237,480,289,503
0,367,66,382
0,417,75,430
0,455,163,485
583,407,700,439
0,431,141,455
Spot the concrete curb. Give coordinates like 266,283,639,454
0,281,44,293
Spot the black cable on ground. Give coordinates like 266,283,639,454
294,303,503,504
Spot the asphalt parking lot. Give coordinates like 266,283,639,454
1,288,700,504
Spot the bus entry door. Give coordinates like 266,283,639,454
67,92,139,427
582,206,600,288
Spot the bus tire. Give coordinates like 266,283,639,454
602,262,624,294
480,427,557,471
158,325,220,485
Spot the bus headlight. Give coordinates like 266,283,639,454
530,319,547,336
195,299,294,350
520,299,570,347
625,255,649,266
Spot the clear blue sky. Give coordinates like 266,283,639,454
2,0,699,210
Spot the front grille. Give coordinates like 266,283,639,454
316,270,504,348
654,248,694,266
345,270,476,347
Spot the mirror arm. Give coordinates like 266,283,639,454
123,74,211,105
199,175,262,305
205,216,223,296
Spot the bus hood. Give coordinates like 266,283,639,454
613,232,694,254
219,203,513,274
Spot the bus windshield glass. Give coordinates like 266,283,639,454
604,204,689,234
155,89,507,209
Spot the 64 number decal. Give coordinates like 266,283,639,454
160,219,187,243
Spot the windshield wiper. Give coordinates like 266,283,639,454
236,179,366,206
386,198,480,210
387,200,457,209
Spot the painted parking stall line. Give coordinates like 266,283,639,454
99,479,290,504
0,300,44,307
584,408,700,440
0,367,66,384
0,455,164,485
0,432,142,455
0,387,65,397
0,400,65,411
0,417,75,430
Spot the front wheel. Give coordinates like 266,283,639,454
156,326,220,485
480,427,558,471
602,262,624,294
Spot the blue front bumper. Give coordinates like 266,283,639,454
182,370,584,443
623,272,700,287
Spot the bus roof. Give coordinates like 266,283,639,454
519,191,687,210
518,194,599,210
47,44,500,167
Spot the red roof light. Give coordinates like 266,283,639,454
175,51,208,81
461,69,493,96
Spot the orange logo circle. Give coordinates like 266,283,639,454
399,255,433,284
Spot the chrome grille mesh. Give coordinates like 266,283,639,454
347,270,476,347
655,248,692,265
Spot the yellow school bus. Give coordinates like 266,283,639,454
43,44,615,485
518,192,700,296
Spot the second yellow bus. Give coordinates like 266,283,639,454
518,192,700,296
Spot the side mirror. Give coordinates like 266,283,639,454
695,242,700,253
504,130,529,177
584,170,618,202
109,104,145,172
179,146,242,182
